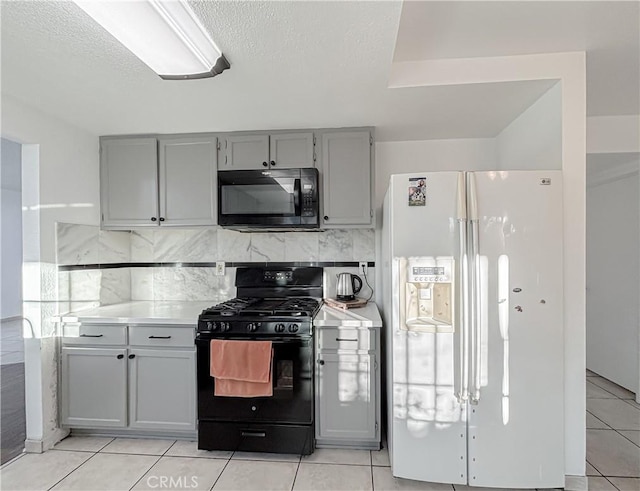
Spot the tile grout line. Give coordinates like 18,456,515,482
589,377,636,400
126,440,175,491
46,450,100,491
369,449,374,491
289,455,302,491
208,451,234,491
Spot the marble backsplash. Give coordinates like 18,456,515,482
56,223,376,304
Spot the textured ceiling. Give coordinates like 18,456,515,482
0,0,561,141
395,1,640,117
2,1,550,140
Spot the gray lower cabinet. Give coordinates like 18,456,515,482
320,130,373,227
316,353,377,442
61,325,196,434
315,326,380,449
128,348,196,431
61,347,128,428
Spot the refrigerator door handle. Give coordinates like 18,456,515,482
468,172,482,404
456,172,469,402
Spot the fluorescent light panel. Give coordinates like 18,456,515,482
74,0,229,80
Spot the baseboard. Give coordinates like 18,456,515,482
24,439,43,454
25,427,70,454
565,475,588,491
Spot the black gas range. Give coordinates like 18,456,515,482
197,296,321,338
196,267,323,455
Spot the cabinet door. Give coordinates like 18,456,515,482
221,135,269,170
129,349,196,431
316,353,376,441
159,136,217,226
61,347,127,428
321,131,372,227
269,133,315,168
101,138,159,228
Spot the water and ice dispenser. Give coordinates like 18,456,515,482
398,257,454,332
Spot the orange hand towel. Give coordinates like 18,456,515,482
210,340,273,397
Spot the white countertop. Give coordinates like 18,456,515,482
59,300,383,328
315,302,382,328
59,301,214,326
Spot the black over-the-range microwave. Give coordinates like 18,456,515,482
217,168,320,230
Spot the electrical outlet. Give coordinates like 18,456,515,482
215,261,225,276
359,262,368,275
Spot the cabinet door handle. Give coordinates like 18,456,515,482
262,161,268,167
336,338,358,342
270,160,276,167
324,216,329,220
117,354,124,359
80,334,103,338
128,354,136,359
159,217,165,222
151,217,157,222
149,335,171,339
318,359,325,365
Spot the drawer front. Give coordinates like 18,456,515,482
62,324,127,346
317,328,373,351
129,326,194,348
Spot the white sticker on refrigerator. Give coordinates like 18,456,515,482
408,177,426,206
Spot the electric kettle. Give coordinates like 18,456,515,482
336,273,363,301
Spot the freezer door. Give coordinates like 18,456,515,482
467,171,564,488
386,173,467,484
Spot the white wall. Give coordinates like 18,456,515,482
586,155,639,393
2,96,100,264
587,115,640,154
1,137,23,318
497,82,562,170
375,137,497,209
1,94,100,450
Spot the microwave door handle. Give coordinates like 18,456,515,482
294,179,301,216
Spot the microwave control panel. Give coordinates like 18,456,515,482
300,168,319,220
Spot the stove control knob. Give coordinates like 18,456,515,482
221,322,230,332
206,322,213,331
288,324,299,333
212,322,219,331
247,323,258,332
275,323,285,333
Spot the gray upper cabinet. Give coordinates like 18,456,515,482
101,138,159,228
159,136,217,226
101,135,217,229
320,130,373,227
221,132,315,170
61,346,127,428
222,134,269,170
269,133,315,168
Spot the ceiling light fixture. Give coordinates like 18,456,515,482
74,0,230,80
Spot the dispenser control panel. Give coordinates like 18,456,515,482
398,257,455,333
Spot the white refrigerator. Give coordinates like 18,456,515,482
381,171,564,488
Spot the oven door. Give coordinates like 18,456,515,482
196,336,313,424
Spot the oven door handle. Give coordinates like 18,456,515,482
294,178,301,216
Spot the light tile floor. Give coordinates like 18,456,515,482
0,371,637,491
585,369,640,490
